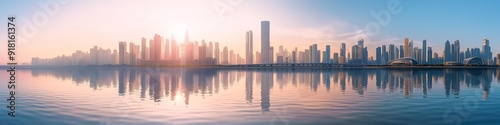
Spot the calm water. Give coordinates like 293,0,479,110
1,67,499,125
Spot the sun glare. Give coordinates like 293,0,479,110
171,24,187,42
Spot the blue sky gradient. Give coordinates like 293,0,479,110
1,0,499,63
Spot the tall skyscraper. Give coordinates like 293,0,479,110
382,45,387,64
454,40,460,62
497,54,500,65
149,34,162,61
129,43,137,65
404,38,409,57
119,41,127,65
422,40,427,64
324,45,331,63
482,37,492,64
208,41,214,58
261,21,270,64
357,39,364,63
141,38,147,60
222,46,228,64
214,42,220,64
428,47,433,64
444,40,451,61
246,30,253,64
310,44,318,63
165,38,170,60
408,41,413,57
376,47,381,64
340,43,346,61
200,40,207,60
399,45,404,58
389,44,395,61
270,46,274,63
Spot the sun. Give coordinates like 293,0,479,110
170,24,188,42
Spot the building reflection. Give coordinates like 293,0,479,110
31,67,495,107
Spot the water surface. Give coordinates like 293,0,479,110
0,67,499,125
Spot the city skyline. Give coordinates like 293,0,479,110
2,0,500,64
30,24,498,66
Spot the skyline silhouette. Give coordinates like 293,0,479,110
3,0,500,64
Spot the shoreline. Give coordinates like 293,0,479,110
1,65,499,69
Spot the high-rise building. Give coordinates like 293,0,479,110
141,38,147,60
340,43,346,61
119,41,127,65
229,50,234,64
389,44,395,61
357,39,364,63
324,45,331,63
444,40,451,61
382,45,387,64
246,30,253,64
422,40,427,64
395,47,399,60
261,21,270,64
376,47,381,64
214,42,220,64
497,54,500,65
270,46,274,63
408,41,413,57
333,53,339,63
165,38,170,60
222,46,229,64
482,37,492,64
404,38,409,57
428,47,433,64
310,44,318,63
399,45,404,58
208,41,214,58
129,43,137,65
454,40,460,62
200,40,207,60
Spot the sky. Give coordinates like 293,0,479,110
1,0,500,64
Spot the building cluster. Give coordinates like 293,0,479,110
32,21,500,66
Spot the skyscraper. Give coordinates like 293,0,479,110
340,43,346,62
444,40,451,61
497,54,500,65
399,45,404,58
324,45,331,63
454,40,460,62
376,47,381,64
119,41,127,65
214,42,220,64
129,42,137,65
389,44,395,61
382,45,387,64
246,30,253,64
422,40,427,64
270,46,274,63
428,47,433,64
482,37,492,64
261,21,270,64
208,41,214,58
141,38,147,60
165,38,170,60
408,41,413,57
310,44,318,63
404,38,409,57
357,39,364,63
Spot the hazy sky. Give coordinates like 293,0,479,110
1,0,500,64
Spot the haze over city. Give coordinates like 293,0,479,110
1,0,500,64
